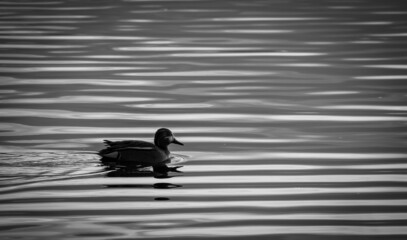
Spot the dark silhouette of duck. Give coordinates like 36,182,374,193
98,128,183,172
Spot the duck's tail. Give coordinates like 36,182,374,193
99,140,116,157
98,148,110,156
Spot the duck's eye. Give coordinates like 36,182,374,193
166,136,174,143
162,136,173,144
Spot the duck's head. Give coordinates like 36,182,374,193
154,128,184,149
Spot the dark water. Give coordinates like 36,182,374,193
1,0,407,239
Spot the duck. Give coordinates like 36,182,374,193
98,128,183,169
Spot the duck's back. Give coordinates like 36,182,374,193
103,140,153,149
99,140,169,167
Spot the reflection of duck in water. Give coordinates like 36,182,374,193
98,128,183,173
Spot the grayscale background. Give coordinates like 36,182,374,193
0,0,407,239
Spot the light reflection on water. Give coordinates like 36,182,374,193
0,124,258,136
0,35,149,40
2,109,407,122
0,96,166,104
319,105,407,111
118,70,275,76
169,52,327,57
0,66,154,72
0,43,86,49
354,75,407,80
204,17,329,21
0,0,407,239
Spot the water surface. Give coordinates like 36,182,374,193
1,0,407,239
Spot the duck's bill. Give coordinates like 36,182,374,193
172,138,184,146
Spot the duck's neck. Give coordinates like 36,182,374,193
157,145,170,155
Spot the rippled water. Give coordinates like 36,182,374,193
1,0,407,239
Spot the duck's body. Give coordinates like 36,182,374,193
98,128,183,168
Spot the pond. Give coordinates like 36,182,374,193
0,0,407,239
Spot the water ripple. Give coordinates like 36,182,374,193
319,105,407,111
205,17,329,21
354,75,407,80
0,44,86,49
0,66,151,72
115,46,262,51
3,187,407,201
0,96,166,104
2,109,407,122
144,226,407,237
0,124,258,136
170,52,327,57
0,0,406,238
1,199,407,211
364,64,407,69
0,15,95,19
0,35,149,40
0,78,168,86
118,70,274,76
